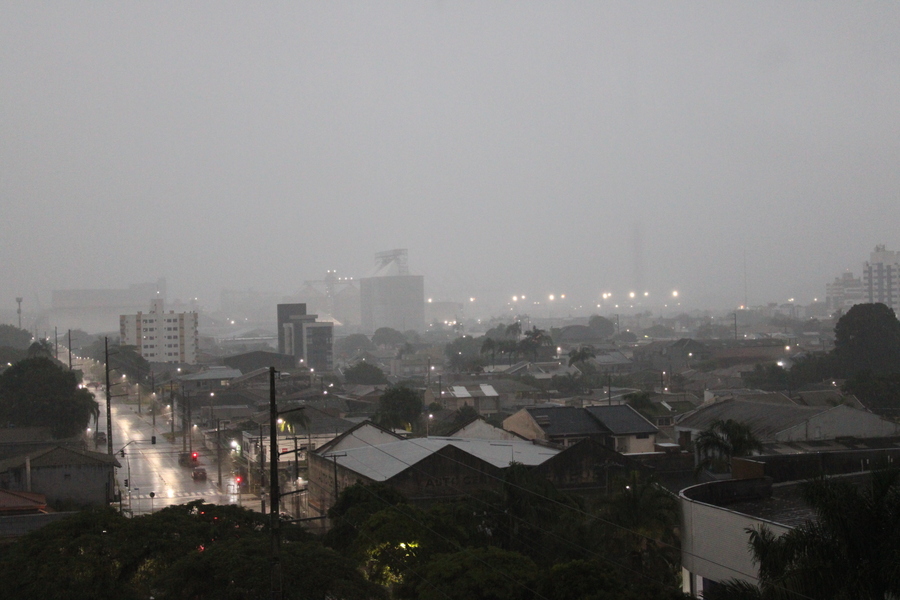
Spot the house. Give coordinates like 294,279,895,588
426,384,501,416
308,435,560,516
0,446,120,506
675,398,900,449
503,405,659,453
585,405,660,453
178,366,243,394
223,350,295,374
446,418,524,441
0,427,86,460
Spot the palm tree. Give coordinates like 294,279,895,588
706,469,900,600
694,419,763,475
480,337,497,366
520,327,553,362
505,321,522,340
567,345,596,367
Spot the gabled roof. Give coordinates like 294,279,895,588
314,420,404,455
0,446,120,472
322,436,560,482
676,399,832,439
525,406,609,437
585,405,658,436
445,384,499,398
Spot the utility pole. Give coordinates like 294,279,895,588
16,297,22,329
104,338,113,456
269,367,282,600
216,419,222,489
733,313,738,341
68,329,72,370
54,327,58,361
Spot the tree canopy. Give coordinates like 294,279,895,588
344,361,388,385
0,324,32,349
374,386,422,431
372,328,406,348
833,303,900,377
0,357,98,438
588,315,616,338
335,333,375,357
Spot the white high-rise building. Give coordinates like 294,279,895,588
120,299,199,364
863,245,900,312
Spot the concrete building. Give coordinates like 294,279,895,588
825,271,866,313
293,270,361,328
120,299,199,364
52,278,167,333
359,249,424,333
277,303,334,372
864,244,900,311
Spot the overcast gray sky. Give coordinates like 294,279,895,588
2,2,899,314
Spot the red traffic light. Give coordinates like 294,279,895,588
235,476,242,484
191,452,198,459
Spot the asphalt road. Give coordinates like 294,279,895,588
90,387,256,516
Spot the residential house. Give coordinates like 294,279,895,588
0,446,120,506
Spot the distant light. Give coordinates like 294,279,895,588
427,298,433,303
469,297,475,302
643,292,649,297
560,294,566,299
629,292,635,299
672,290,679,297
512,296,518,302
549,294,555,301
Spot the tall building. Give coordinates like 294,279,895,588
277,303,334,372
359,249,424,333
825,272,866,313
120,299,199,364
864,245,900,312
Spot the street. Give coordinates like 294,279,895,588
89,386,258,516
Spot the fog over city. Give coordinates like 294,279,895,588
3,2,899,314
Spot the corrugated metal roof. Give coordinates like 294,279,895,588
452,386,471,398
676,399,831,439
323,436,559,482
585,405,658,435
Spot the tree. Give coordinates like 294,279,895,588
519,327,553,362
85,340,151,382
27,339,54,359
417,547,538,600
0,357,99,438
694,419,763,475
588,315,616,338
481,337,497,365
372,328,406,348
336,333,374,357
833,303,900,377
445,336,484,373
505,321,522,339
568,345,596,366
344,361,388,385
374,386,422,431
706,469,900,600
0,324,32,349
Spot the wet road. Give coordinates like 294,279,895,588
92,388,250,515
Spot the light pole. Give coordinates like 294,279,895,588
16,297,22,329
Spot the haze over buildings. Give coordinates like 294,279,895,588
2,4,900,315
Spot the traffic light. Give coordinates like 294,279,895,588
120,450,126,458
191,452,198,463
151,435,156,445
235,475,242,485
124,479,128,487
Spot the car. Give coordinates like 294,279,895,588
192,467,207,481
93,431,107,445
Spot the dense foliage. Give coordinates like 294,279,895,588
373,385,423,430
0,356,98,437
344,361,389,385
0,502,385,600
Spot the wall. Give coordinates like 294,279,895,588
501,410,547,442
680,479,790,594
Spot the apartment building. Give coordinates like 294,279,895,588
120,299,199,364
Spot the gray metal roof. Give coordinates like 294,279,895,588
585,405,659,435
676,399,831,439
323,436,560,482
179,367,243,381
526,406,609,437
